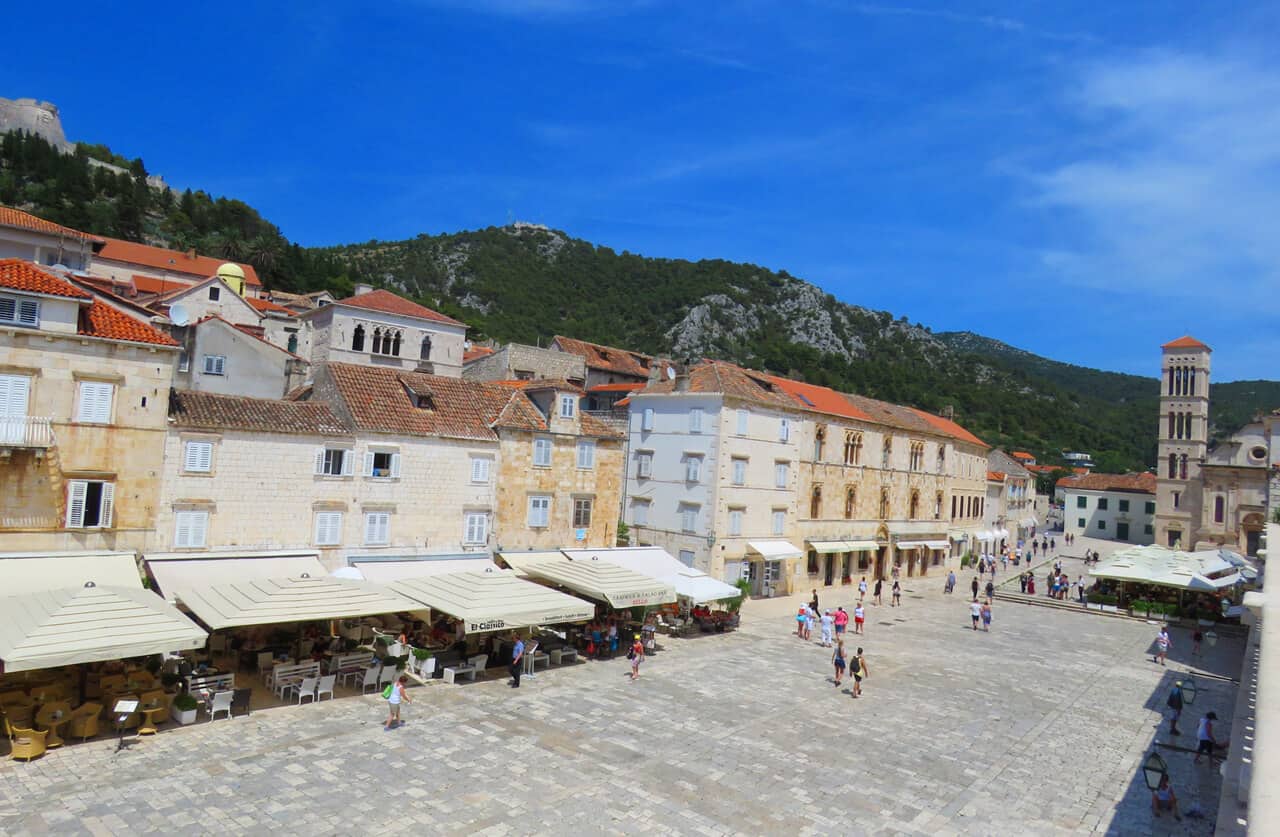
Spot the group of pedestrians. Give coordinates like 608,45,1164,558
799,587,876,699
831,640,868,697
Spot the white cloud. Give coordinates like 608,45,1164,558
1029,52,1280,307
846,3,1097,44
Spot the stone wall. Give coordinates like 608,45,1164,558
464,343,586,382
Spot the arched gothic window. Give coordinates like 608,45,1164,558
287,333,298,354
1168,453,1177,478
371,328,383,355
352,324,365,352
420,335,432,360
390,331,402,357
845,487,856,519
909,491,920,519
810,485,822,519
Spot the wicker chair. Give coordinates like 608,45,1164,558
67,703,102,742
139,690,169,724
4,715,48,762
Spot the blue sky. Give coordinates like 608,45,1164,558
5,1,1279,380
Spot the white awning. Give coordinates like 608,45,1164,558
948,532,969,542
922,540,951,550
746,541,804,560
1020,518,1038,528
1090,545,1243,592
0,585,206,673
807,541,849,553
144,550,326,601
563,548,743,604
0,551,142,594
846,541,880,552
501,553,676,607
351,556,497,583
171,576,422,630
975,531,994,542
388,568,594,633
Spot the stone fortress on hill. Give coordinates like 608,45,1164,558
0,96,167,189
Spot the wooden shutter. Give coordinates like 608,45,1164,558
363,451,376,477
0,375,30,418
77,382,113,423
66,480,87,528
341,450,354,476
174,512,191,547
314,448,326,475
390,453,401,478
17,299,39,326
184,441,212,472
98,483,115,528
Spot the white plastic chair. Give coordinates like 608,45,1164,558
315,675,336,702
419,657,436,679
359,666,381,695
289,676,319,705
209,690,233,721
256,652,274,680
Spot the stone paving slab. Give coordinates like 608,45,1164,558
0,566,1241,835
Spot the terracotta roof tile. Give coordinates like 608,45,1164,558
1011,451,1034,460
97,238,261,286
170,390,347,435
333,289,464,326
0,258,92,299
520,378,585,394
988,471,1006,482
588,382,646,393
131,274,192,295
908,408,987,447
580,412,625,439
0,205,102,244
463,345,496,363
764,374,873,422
1161,335,1211,351
1056,471,1156,494
80,300,179,346
246,296,295,315
552,335,663,378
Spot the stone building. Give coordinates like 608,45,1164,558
550,335,671,411
92,238,262,297
0,259,180,552
300,285,467,377
1060,472,1157,544
985,448,1038,547
463,341,587,385
0,205,102,272
623,359,989,595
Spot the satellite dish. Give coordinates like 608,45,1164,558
666,366,676,380
169,304,190,326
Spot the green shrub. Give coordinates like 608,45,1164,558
172,693,199,712
1088,592,1118,606
411,648,433,661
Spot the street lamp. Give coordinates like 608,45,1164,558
1182,675,1197,705
1142,751,1169,791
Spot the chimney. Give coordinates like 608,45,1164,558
673,364,690,392
353,283,374,296
941,405,955,420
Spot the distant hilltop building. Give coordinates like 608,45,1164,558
0,98,71,151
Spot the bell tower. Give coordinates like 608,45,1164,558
1154,336,1211,549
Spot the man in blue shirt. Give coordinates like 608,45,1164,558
509,633,525,688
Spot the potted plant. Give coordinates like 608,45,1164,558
172,693,199,725
161,672,181,693
840,575,852,586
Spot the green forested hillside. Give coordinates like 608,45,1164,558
3,129,1275,473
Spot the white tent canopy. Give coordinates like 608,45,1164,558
563,547,742,604
502,552,676,607
0,584,206,673
143,550,326,601
1089,545,1242,592
0,551,142,594
746,541,804,560
388,568,593,633
348,554,497,583
171,576,422,630
807,541,848,554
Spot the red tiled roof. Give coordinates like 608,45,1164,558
0,259,92,299
132,274,192,295
463,346,496,363
96,238,261,286
1056,472,1156,494
170,390,347,435
246,296,295,315
1011,451,1034,460
1161,335,1211,351
194,314,301,359
333,289,464,326
521,378,585,394
987,470,1006,482
80,300,178,346
587,382,646,393
0,205,103,244
614,397,632,408
908,408,987,448
552,335,660,378
764,374,873,422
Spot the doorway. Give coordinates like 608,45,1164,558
1116,522,1130,541
874,547,886,580
1247,529,1261,556
823,554,835,586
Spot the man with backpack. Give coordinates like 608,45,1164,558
850,647,868,698
1167,681,1184,735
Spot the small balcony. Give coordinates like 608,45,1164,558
0,416,55,450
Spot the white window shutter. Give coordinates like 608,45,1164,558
198,443,212,472
192,512,208,547
66,481,87,528
364,514,378,544
314,448,326,475
99,483,115,528
341,450,354,476
174,513,191,548
642,408,654,431
17,299,39,326
390,453,401,478
363,451,375,477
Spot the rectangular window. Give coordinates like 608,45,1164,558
678,550,695,567
631,500,649,526
774,461,789,488
1144,524,1154,535
635,451,652,479
779,418,790,442
202,354,226,376
76,381,114,424
680,504,698,533
0,295,40,327
1077,518,1086,528
1097,498,1109,511
314,512,342,545
1145,501,1156,515
183,440,213,473
771,509,785,535
728,508,743,536
1097,519,1106,530
576,440,595,470
315,448,352,477
642,407,655,431
173,510,209,548
528,496,551,528
533,437,553,467
1118,499,1130,513
470,456,491,484
65,480,114,528
1076,496,1087,509
364,450,401,479
363,512,390,546
573,498,593,528
689,408,704,434
736,409,748,436
559,394,576,418
685,455,702,483
731,457,747,486
464,512,489,544
177,350,189,373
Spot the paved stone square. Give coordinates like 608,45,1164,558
0,567,1241,836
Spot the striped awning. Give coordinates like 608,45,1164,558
172,576,421,630
502,553,676,608
388,568,593,634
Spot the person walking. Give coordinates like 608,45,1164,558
858,576,868,602
981,599,993,631
1027,573,1036,595
1154,627,1171,666
1167,681,1185,735
970,576,979,600
1192,630,1203,656
984,579,995,600
891,563,900,582
834,606,848,638
873,578,883,605
804,605,816,642
1193,712,1219,764
1032,541,1039,558
850,647,868,698
796,605,808,638
820,609,834,647
891,580,901,607
970,598,981,630
832,639,846,686
1077,576,1086,604
1151,774,1182,821
384,674,412,730
945,569,956,594
810,589,820,615
853,603,865,635
1019,572,1028,594
628,633,645,681
509,632,525,688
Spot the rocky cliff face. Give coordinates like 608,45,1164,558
0,98,70,151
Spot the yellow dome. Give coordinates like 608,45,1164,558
216,263,246,280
